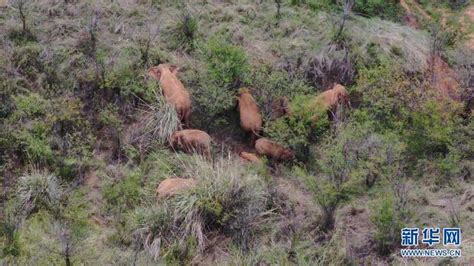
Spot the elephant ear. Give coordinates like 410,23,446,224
148,67,162,81
169,65,180,75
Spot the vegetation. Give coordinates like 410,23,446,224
0,0,472,264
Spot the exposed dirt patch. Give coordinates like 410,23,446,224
84,170,107,226
211,130,256,156
400,0,463,101
400,0,421,28
429,55,462,101
335,198,388,264
274,176,320,223
400,0,432,28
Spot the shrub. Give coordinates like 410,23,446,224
10,0,32,36
297,166,349,231
370,193,403,255
419,0,470,10
353,0,402,21
49,98,94,160
170,13,198,52
103,169,143,214
12,119,54,165
294,0,335,11
203,36,249,88
301,120,406,230
191,76,237,131
264,94,330,158
11,44,43,81
354,61,423,131
0,201,22,259
131,25,160,67
247,65,312,119
98,104,123,129
264,116,312,153
405,100,457,157
12,93,48,120
101,48,151,99
302,46,355,90
130,204,175,261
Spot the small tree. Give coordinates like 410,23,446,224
133,24,159,67
54,222,75,266
172,13,198,52
275,0,282,21
333,0,355,44
11,0,30,34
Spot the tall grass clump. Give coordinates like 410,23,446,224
130,156,270,262
136,89,181,151
17,170,63,216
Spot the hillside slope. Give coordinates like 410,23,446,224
1,0,473,264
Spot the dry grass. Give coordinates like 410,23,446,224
16,169,63,216
130,155,270,261
349,15,431,72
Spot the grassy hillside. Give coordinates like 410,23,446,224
1,0,473,264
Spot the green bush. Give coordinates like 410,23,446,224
11,44,43,80
191,76,237,131
418,0,469,10
193,79,235,117
405,100,457,157
103,170,143,214
17,123,53,164
12,93,48,120
297,166,349,231
49,97,94,159
7,28,37,45
98,104,122,128
247,65,312,118
354,0,402,21
140,93,181,144
294,0,335,11
370,193,403,255
0,202,22,259
355,61,421,131
300,120,407,230
101,48,152,99
264,94,330,158
169,13,198,52
264,116,312,150
204,36,249,88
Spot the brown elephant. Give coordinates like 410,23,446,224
170,129,212,159
238,88,263,144
148,64,192,126
156,177,196,198
255,138,295,162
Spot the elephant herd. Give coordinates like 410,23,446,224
148,63,349,197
